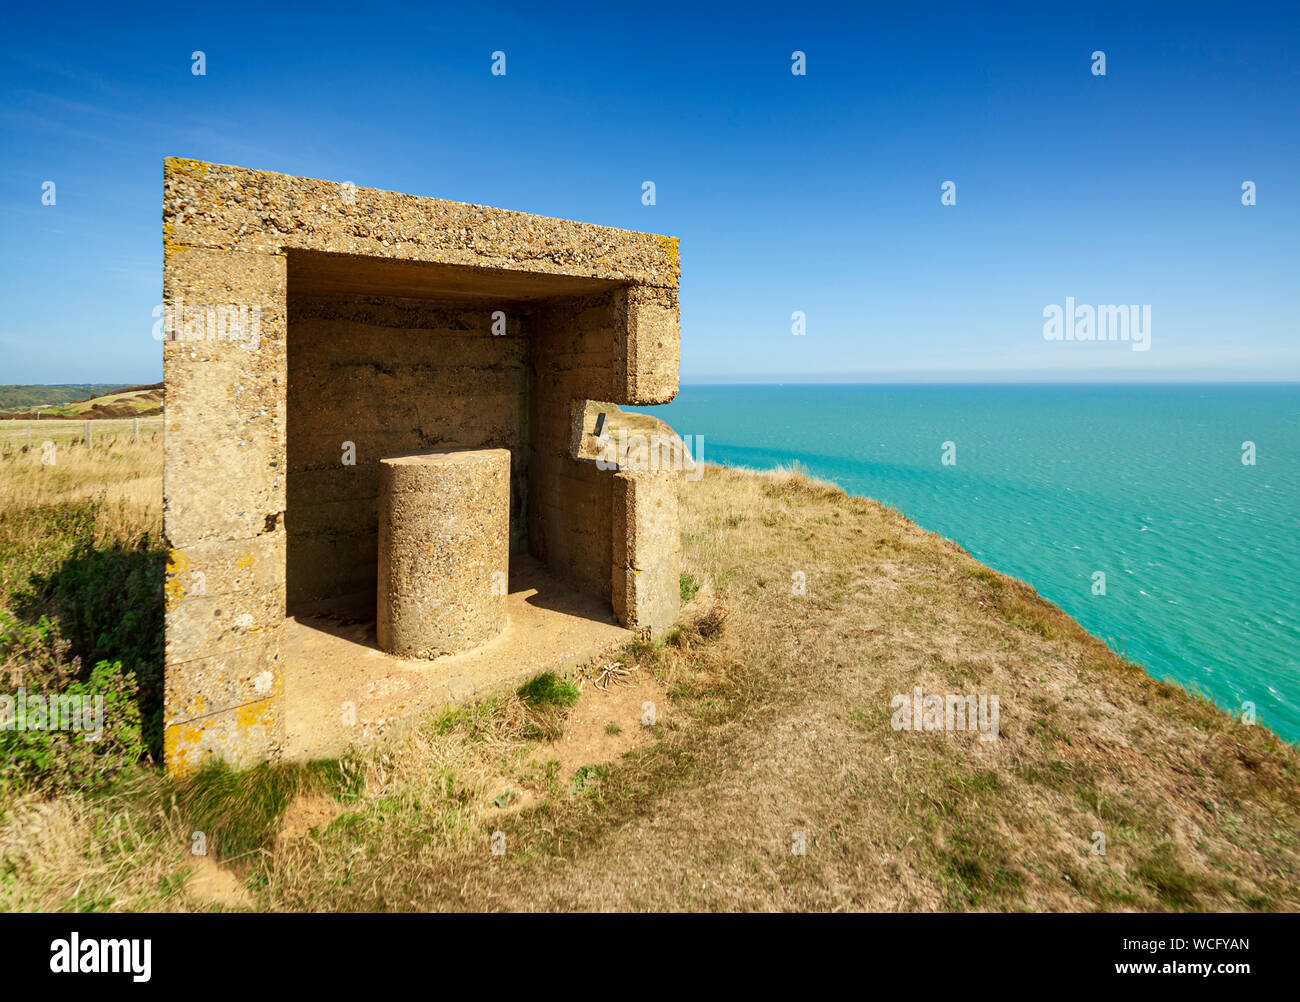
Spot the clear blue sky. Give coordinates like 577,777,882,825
2,0,1296,384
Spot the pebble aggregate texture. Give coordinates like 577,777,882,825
377,449,510,659
162,159,683,775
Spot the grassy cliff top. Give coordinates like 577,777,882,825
0,444,1296,911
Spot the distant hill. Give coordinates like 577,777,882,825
0,384,138,413
0,383,164,419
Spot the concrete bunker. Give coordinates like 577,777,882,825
162,160,686,774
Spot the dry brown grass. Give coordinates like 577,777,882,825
0,433,162,546
2,451,1298,912
0,417,163,446
0,788,185,911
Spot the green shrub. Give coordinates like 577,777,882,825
0,614,144,793
515,672,581,741
12,533,165,762
0,612,79,690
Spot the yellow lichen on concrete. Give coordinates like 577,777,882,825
657,234,680,273
162,720,206,776
235,695,274,732
162,221,188,263
164,548,186,611
164,693,281,777
164,157,211,180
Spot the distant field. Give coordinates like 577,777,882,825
0,415,163,447
0,383,164,419
0,383,137,412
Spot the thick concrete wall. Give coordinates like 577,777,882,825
612,470,681,636
526,284,681,606
528,291,618,599
569,400,686,638
162,246,288,774
285,289,529,607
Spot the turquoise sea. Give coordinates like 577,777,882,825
643,384,1300,743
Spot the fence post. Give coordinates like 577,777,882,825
27,426,32,449
133,417,140,439
85,421,92,447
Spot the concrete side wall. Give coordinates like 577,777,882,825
612,470,681,637
286,291,530,606
613,284,681,406
528,291,619,598
162,247,287,774
526,286,683,612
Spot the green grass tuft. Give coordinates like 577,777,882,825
174,758,362,862
517,672,580,709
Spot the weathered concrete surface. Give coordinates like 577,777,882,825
164,159,680,287
162,243,288,775
612,472,681,639
282,557,632,761
377,448,510,658
287,294,530,605
163,159,683,774
570,400,690,638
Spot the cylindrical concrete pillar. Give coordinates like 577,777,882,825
377,448,510,659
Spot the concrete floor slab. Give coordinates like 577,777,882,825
282,555,632,760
